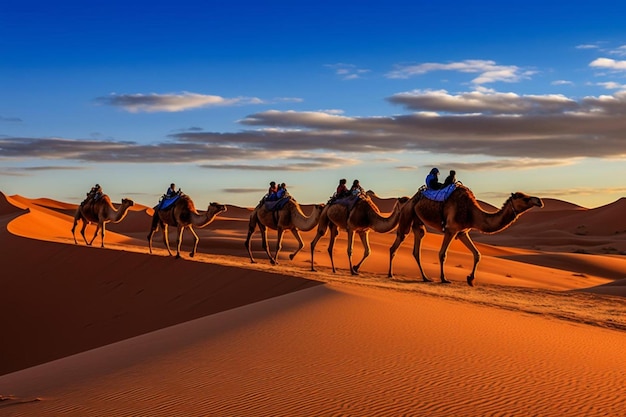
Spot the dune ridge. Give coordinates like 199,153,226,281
1,191,625,416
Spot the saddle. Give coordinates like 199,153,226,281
157,194,181,211
264,196,291,212
421,183,458,202
328,194,363,212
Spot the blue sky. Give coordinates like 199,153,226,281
2,0,626,208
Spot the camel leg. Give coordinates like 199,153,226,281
147,215,161,255
437,231,457,284
79,220,90,245
88,223,101,246
346,229,358,275
288,229,305,260
412,224,432,282
71,216,80,244
457,232,481,286
327,224,339,273
162,224,173,256
352,231,370,274
259,224,276,265
175,226,186,259
273,228,286,263
310,223,328,272
244,214,258,263
98,222,107,248
188,226,199,258
388,230,408,278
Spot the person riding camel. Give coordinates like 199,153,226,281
165,183,179,199
335,178,349,199
425,168,443,190
276,183,289,199
443,170,457,187
350,179,365,196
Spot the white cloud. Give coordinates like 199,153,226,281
386,59,532,85
325,63,370,80
576,44,600,50
97,92,264,113
589,58,626,71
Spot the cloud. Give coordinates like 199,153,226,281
597,81,626,90
96,92,264,113
326,63,370,80
0,115,22,122
221,188,266,194
386,59,534,85
436,159,575,171
576,44,600,50
0,165,86,177
4,90,626,165
387,89,577,115
589,58,626,71
551,80,573,86
199,155,356,171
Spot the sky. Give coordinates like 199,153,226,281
2,0,626,209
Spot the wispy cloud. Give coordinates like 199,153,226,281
596,81,626,90
4,90,626,167
386,59,534,85
326,63,370,80
96,92,265,113
0,165,87,177
387,89,577,115
589,58,626,71
576,44,601,50
0,115,22,122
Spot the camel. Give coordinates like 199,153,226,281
245,197,325,264
310,194,410,275
147,195,227,259
72,195,135,248
388,185,543,286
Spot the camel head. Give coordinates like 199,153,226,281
121,198,135,207
207,202,227,216
510,192,543,215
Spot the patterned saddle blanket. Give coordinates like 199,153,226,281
328,194,362,211
264,196,291,211
157,195,180,210
422,184,457,202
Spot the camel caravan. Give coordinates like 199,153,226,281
72,170,543,286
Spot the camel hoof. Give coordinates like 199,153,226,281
467,275,475,287
289,254,295,260
175,254,181,259
440,278,451,284
422,277,433,283
189,253,195,258
351,268,359,276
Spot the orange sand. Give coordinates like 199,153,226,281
0,191,624,416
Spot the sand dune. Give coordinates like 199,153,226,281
0,191,624,416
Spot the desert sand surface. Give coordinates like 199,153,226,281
1,191,625,416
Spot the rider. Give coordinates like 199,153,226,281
165,183,178,198
335,178,349,198
425,168,443,190
350,179,365,196
443,170,457,187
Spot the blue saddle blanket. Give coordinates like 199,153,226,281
328,194,362,211
158,195,180,210
422,184,457,202
264,196,291,211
